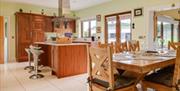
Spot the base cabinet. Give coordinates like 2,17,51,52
38,44,87,78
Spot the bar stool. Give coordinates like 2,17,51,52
28,45,42,73
29,48,44,79
24,48,34,70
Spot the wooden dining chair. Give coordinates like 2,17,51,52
168,41,180,50
88,46,137,91
98,42,115,54
115,42,123,53
128,40,140,52
142,46,180,91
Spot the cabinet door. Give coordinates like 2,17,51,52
31,15,45,42
16,13,31,61
45,17,53,32
69,20,76,33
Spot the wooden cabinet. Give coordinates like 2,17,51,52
54,20,76,33
69,20,76,33
38,44,87,78
15,12,53,62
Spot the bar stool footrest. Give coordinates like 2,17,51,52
29,74,44,79
24,66,34,70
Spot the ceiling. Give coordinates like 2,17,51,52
156,8,180,20
2,0,112,11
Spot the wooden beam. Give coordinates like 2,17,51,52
161,22,164,48
153,12,158,41
171,24,174,42
116,15,120,43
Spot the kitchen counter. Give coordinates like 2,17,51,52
35,42,88,78
35,42,88,46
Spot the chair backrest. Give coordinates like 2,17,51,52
98,42,108,48
98,42,115,54
115,42,122,53
89,46,114,89
173,46,180,86
168,41,180,50
128,40,140,52
115,42,127,53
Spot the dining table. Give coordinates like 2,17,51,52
113,50,176,84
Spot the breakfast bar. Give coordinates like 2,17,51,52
35,42,88,78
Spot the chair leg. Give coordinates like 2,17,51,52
142,83,147,91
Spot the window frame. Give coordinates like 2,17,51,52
81,19,96,38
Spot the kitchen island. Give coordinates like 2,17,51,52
35,42,88,78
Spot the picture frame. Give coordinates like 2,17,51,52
96,15,101,22
134,8,143,16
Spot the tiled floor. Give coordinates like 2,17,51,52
0,62,154,91
0,62,88,91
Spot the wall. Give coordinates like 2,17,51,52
75,0,180,49
0,1,58,62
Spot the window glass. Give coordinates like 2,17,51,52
90,20,96,37
163,22,171,47
81,19,96,38
173,23,179,42
107,16,116,43
119,14,131,42
82,21,89,38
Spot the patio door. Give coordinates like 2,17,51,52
0,16,4,64
105,12,132,43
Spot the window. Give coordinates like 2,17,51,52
105,12,132,43
157,20,179,48
81,19,96,38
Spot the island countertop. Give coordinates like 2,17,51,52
34,42,88,46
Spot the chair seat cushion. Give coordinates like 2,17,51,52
144,65,174,87
92,74,135,90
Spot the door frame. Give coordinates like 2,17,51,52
104,11,132,43
0,16,4,64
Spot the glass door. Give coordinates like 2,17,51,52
106,16,117,43
119,14,132,42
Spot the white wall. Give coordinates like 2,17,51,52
75,0,180,49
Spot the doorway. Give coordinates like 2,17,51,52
154,9,180,48
4,17,9,63
0,16,9,64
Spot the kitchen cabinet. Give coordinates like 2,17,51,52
15,12,53,62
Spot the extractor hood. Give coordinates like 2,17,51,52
53,0,79,28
